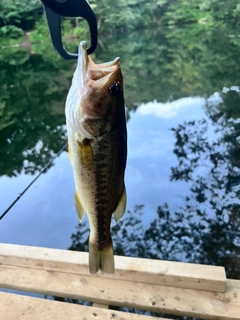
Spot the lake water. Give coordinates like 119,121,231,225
0,24,239,282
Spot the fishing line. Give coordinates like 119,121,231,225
0,142,68,221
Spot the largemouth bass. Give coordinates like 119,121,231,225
65,41,127,274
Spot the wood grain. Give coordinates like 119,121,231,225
0,263,239,319
0,292,169,320
0,243,226,292
92,303,109,309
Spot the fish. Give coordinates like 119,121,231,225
65,41,127,274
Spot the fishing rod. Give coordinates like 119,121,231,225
0,142,68,221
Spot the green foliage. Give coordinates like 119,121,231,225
28,15,49,42
0,25,23,38
29,16,89,53
90,22,240,109
200,0,240,21
0,46,73,176
162,0,209,25
73,23,88,39
62,18,73,37
1,0,240,40
89,0,167,32
0,0,42,26
72,19,89,43
2,21,240,177
0,46,29,65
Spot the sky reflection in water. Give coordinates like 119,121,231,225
0,96,207,247
0,23,240,281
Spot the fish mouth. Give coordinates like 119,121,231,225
76,41,121,89
66,42,123,140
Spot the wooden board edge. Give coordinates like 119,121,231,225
0,264,239,319
0,243,227,292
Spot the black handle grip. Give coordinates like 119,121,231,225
41,0,98,58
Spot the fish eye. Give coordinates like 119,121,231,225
109,82,121,96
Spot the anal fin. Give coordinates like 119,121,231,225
113,185,127,223
75,192,85,222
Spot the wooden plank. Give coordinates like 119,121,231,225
92,303,109,309
0,264,239,319
0,291,170,320
0,243,226,292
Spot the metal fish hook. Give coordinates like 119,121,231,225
41,0,98,59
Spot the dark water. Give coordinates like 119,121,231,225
0,22,240,289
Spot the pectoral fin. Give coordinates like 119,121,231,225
113,186,127,223
75,192,85,222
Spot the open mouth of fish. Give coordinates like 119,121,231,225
66,41,124,140
76,41,121,92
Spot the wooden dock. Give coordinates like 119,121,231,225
0,243,239,320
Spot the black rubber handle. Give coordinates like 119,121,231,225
41,0,98,58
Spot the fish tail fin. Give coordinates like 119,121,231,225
89,241,115,274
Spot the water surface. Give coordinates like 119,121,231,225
0,24,239,281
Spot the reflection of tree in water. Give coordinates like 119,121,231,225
65,88,240,319
2,22,240,177
169,88,240,279
0,52,73,177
